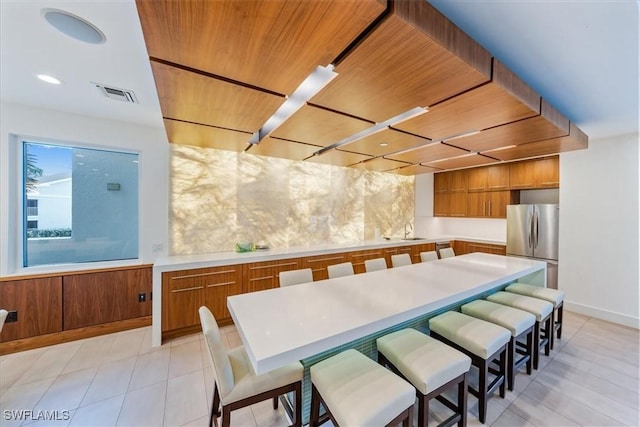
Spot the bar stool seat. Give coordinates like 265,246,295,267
506,283,565,347
486,291,554,370
429,311,510,424
310,349,414,427
461,300,535,391
377,328,471,427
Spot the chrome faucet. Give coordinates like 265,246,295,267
404,222,413,239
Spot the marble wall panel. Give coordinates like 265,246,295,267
170,145,414,255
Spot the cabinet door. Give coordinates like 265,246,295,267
467,192,486,217
449,192,468,217
448,170,467,193
509,160,537,189
411,243,435,263
464,241,507,255
536,156,559,188
0,277,62,342
486,164,510,190
246,259,299,292
203,265,244,322
434,193,449,217
486,191,512,218
301,253,348,281
162,270,205,331
349,249,384,274
433,173,449,193
467,168,486,192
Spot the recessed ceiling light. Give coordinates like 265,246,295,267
36,74,63,85
42,9,106,44
379,142,389,147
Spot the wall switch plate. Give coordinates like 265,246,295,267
138,293,146,302
6,310,17,323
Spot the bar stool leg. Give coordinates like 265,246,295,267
309,385,321,427
544,316,552,356
478,358,488,424
507,337,516,391
458,374,467,427
557,303,564,339
526,329,533,375
418,394,428,427
533,321,541,370
499,348,507,398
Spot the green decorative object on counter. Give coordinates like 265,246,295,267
235,242,255,253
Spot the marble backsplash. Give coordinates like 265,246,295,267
170,145,414,255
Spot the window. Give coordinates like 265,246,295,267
23,142,139,267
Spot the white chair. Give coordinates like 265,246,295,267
199,306,303,427
309,349,415,427
420,251,438,262
364,258,387,272
391,253,412,268
0,309,7,334
279,268,313,287
439,247,456,259
327,262,354,279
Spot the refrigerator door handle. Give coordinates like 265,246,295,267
528,211,533,248
534,210,539,249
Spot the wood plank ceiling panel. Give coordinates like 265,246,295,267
423,153,498,170
386,142,468,164
389,164,442,176
351,157,410,172
339,127,429,157
309,1,492,123
443,99,570,153
248,137,322,161
136,0,388,95
163,119,252,152
486,123,588,161
270,104,373,147
393,59,541,141
151,61,284,133
306,149,372,167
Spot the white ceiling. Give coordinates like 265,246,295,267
1,0,638,140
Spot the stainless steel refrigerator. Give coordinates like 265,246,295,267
506,204,559,289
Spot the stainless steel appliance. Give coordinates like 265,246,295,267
506,204,559,289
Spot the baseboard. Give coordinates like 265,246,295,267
564,301,639,329
0,316,152,355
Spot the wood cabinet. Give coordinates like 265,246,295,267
349,249,384,274
0,277,62,342
162,264,242,332
434,173,449,193
449,192,468,217
468,191,519,218
468,164,509,192
300,252,349,281
409,243,436,263
434,193,449,216
448,170,467,192
453,240,506,256
245,258,300,292
509,156,559,189
381,246,413,266
64,267,152,330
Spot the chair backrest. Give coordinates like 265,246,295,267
279,268,313,287
391,253,412,268
199,306,235,399
439,247,456,258
0,309,7,334
327,262,354,279
364,258,387,272
420,251,438,262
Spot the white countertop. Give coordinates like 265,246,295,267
227,253,545,374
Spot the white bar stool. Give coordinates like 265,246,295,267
486,291,553,369
279,268,313,287
439,247,455,258
326,262,354,279
505,283,565,349
420,251,438,262
391,253,412,267
364,257,388,272
377,328,471,427
461,300,535,391
429,311,510,424
309,349,415,427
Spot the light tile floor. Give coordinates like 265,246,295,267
0,311,638,427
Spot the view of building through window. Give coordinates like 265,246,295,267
23,142,139,267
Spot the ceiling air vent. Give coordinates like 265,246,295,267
93,82,138,103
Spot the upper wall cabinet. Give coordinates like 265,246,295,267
467,164,510,192
137,0,387,95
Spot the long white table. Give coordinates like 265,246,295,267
227,253,546,375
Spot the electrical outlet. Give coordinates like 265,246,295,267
138,293,146,302
152,243,163,253
6,310,17,323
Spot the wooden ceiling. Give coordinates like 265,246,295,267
136,0,588,175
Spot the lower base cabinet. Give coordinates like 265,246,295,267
453,240,506,256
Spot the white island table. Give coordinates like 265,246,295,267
227,253,545,422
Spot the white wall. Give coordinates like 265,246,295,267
559,133,639,328
0,102,169,276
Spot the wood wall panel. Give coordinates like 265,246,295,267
151,61,285,133
63,267,152,330
0,277,62,342
163,119,252,151
137,0,387,94
310,11,491,123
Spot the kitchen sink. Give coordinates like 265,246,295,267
401,237,426,240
